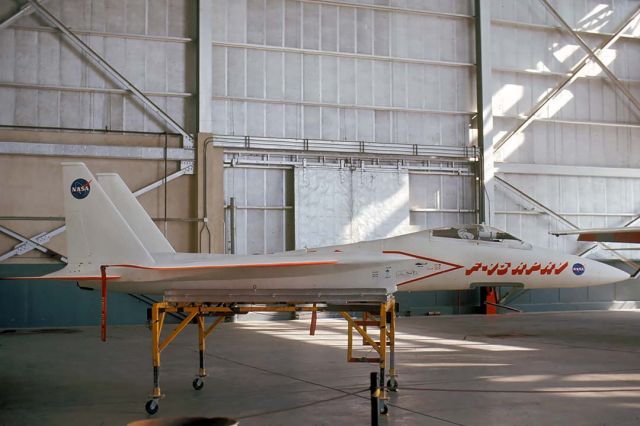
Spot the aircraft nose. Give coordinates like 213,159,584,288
582,258,630,285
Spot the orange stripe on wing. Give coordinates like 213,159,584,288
108,260,338,271
2,275,120,281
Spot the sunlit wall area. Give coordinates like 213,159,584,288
213,0,479,258
491,0,640,309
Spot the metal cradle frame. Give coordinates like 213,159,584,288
143,291,397,416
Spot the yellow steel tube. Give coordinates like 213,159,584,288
204,316,225,339
389,300,396,379
159,310,198,352
340,312,380,354
151,304,160,367
198,314,205,352
197,314,206,377
379,303,387,367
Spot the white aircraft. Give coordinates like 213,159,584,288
5,162,629,293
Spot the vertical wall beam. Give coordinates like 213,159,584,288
196,134,224,253
198,0,213,133
475,0,494,225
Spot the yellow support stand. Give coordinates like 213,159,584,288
144,296,397,416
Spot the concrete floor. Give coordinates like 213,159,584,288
2,311,640,425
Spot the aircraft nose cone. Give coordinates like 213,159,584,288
582,259,630,285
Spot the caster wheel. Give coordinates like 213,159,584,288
145,399,159,415
379,402,389,415
192,377,204,390
387,378,398,392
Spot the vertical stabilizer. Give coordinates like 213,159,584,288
62,162,154,269
97,173,175,253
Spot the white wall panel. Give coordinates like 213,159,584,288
210,0,475,146
0,0,196,132
294,167,410,248
409,173,476,228
224,167,293,255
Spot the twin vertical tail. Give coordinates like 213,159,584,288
57,162,173,276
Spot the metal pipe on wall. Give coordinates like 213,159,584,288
229,197,236,255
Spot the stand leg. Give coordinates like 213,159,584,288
378,303,388,415
146,303,162,415
193,313,206,390
387,300,398,391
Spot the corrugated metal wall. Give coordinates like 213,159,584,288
224,166,294,254
294,167,410,248
209,0,475,144
492,0,640,309
0,0,196,132
216,0,479,263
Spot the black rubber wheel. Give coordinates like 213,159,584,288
387,378,398,391
380,402,389,415
145,399,159,415
192,377,204,390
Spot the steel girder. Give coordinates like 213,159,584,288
494,176,639,270
494,3,640,153
538,0,640,114
0,1,37,32
26,0,194,148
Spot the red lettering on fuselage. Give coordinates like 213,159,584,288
465,261,571,277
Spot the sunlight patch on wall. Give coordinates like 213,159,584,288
552,43,581,64
494,130,525,162
543,89,575,118
494,84,524,115
294,167,410,248
579,49,617,77
576,4,612,32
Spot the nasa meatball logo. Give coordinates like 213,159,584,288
70,178,91,199
572,263,585,276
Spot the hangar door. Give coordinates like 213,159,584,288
294,167,410,249
224,167,294,255
224,166,475,256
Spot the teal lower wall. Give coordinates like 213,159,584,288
395,290,481,315
0,264,153,328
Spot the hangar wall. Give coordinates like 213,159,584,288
1,0,640,326
208,0,474,143
0,0,196,133
212,0,478,255
490,0,640,309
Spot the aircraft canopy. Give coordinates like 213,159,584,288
432,225,522,243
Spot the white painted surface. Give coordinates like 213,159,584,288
294,167,409,248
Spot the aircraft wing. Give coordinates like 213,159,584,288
550,227,640,243
110,251,406,281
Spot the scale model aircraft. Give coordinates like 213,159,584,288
4,162,630,293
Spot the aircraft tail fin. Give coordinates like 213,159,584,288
97,173,175,254
60,162,155,272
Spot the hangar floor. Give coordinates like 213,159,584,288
1,310,640,425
